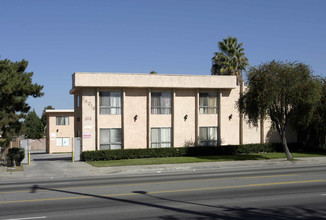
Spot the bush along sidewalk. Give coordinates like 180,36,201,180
80,143,320,162
7,148,25,166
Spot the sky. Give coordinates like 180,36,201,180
1,0,326,116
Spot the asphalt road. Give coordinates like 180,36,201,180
0,165,326,219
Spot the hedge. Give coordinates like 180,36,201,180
81,142,326,162
81,143,305,161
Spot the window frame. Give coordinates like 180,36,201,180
56,137,70,147
151,92,172,114
99,91,122,115
199,127,219,146
99,128,122,150
56,116,69,125
151,127,172,148
199,92,218,114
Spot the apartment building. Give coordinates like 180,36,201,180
69,72,296,151
45,110,74,153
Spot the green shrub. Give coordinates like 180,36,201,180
81,143,296,162
82,142,321,162
7,148,25,166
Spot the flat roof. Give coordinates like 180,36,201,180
70,72,237,93
45,109,74,114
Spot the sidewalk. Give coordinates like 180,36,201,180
1,154,325,183
98,156,326,175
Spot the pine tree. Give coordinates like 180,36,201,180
40,105,55,136
22,110,44,139
41,105,54,127
0,58,43,148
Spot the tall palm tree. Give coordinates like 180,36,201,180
212,36,249,83
211,36,249,144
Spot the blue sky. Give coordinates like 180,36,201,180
1,0,325,116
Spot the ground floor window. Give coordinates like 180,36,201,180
199,127,218,146
100,128,122,150
151,127,171,148
56,137,70,147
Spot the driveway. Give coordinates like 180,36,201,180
23,153,100,180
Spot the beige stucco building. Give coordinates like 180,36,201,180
45,110,74,154
69,72,296,151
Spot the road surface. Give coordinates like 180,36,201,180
0,164,326,219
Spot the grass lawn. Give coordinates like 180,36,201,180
87,152,326,167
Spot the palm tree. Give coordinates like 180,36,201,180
212,36,249,83
211,36,249,144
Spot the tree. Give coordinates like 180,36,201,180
41,105,54,127
40,105,54,136
211,36,249,81
0,58,43,148
315,78,326,146
149,71,157,74
296,77,326,148
22,110,44,139
211,36,249,144
238,60,321,160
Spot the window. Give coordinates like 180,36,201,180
56,116,69,125
100,128,122,150
56,137,70,146
100,92,121,114
151,92,171,114
199,127,218,146
199,92,218,114
151,128,171,148
77,95,80,108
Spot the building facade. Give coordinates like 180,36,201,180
70,72,296,152
45,110,74,154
